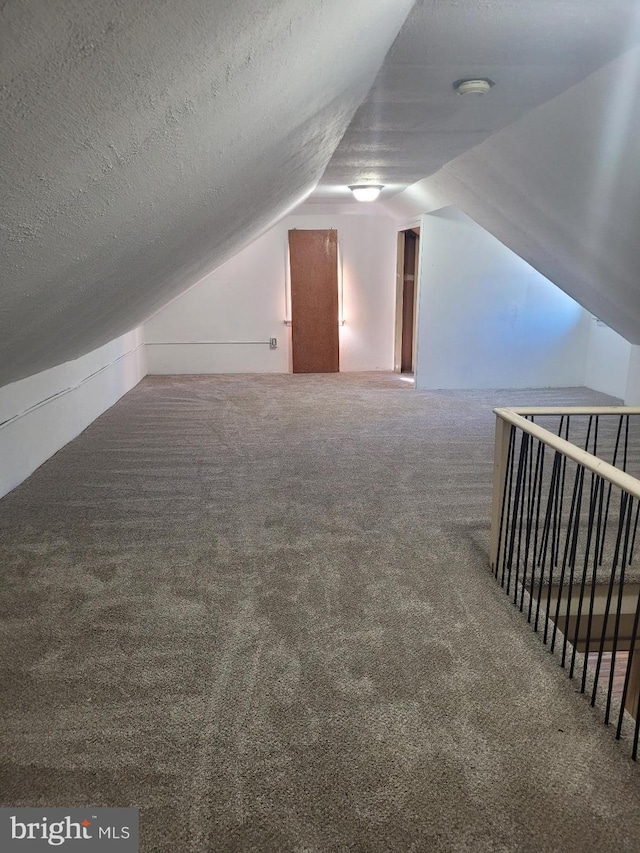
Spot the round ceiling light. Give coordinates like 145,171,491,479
349,184,383,202
454,79,493,97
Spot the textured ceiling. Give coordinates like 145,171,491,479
313,0,640,203
4,0,640,388
0,0,413,386
383,44,640,344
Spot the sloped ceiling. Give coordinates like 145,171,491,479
0,0,413,386
314,0,640,346
5,0,640,389
382,45,640,343
314,0,640,204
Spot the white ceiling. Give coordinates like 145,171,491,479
0,0,412,386
3,0,640,386
312,0,640,203
383,44,640,343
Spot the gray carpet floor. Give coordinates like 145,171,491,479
1,373,639,852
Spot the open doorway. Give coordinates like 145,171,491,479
394,226,420,374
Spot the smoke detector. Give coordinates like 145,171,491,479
454,79,493,97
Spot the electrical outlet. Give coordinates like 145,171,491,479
269,337,277,349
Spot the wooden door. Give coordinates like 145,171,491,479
288,229,339,373
401,230,418,373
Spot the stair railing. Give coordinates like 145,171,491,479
491,407,640,759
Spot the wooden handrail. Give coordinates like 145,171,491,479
491,407,640,755
493,408,640,501
496,406,640,416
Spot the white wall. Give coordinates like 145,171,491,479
584,320,631,400
0,328,147,498
624,346,640,405
415,208,591,390
144,228,289,374
145,210,398,374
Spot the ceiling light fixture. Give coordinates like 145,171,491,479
454,78,493,97
349,184,383,202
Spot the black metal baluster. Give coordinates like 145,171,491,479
552,461,582,654
536,448,560,571
505,432,528,595
584,415,594,457
584,414,599,459
523,443,545,613
543,418,570,642
534,452,561,630
569,475,601,679
491,411,640,760
549,418,563,573
581,476,605,693
549,415,571,568
606,495,632,726
496,424,516,583
630,501,640,566
511,432,530,597
592,489,628,709
633,683,640,761
516,422,535,605
560,416,593,664
599,415,623,565
631,644,640,761
617,579,640,749
562,465,586,669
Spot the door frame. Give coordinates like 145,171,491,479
394,222,421,374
